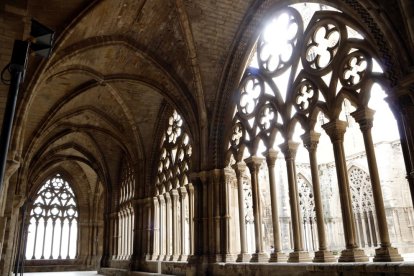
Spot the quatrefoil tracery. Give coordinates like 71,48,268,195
340,50,370,88
303,21,343,73
294,80,319,114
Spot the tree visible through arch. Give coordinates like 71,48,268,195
25,174,78,260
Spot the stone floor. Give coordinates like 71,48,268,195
24,272,103,276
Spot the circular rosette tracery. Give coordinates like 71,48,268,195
339,50,371,89
257,7,303,76
230,122,245,149
166,110,183,144
237,74,265,117
256,103,277,132
293,79,318,114
302,19,345,74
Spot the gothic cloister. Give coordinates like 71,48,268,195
1,0,414,275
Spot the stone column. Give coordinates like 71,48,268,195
178,186,188,261
233,162,251,262
170,189,179,261
279,141,311,262
187,174,200,263
263,149,288,262
244,156,268,262
301,131,336,262
152,197,160,260
211,169,222,262
110,212,118,260
351,107,403,261
186,183,195,256
158,195,165,260
200,172,210,260
322,120,368,262
164,193,171,260
222,168,235,262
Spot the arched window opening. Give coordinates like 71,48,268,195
116,158,135,260
226,1,410,262
25,174,78,260
349,166,378,249
297,174,317,252
152,109,193,262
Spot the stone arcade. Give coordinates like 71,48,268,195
1,0,414,275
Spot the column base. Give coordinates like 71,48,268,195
208,254,223,263
178,254,188,262
222,253,236,262
338,248,369,262
313,250,337,263
169,254,180,261
250,252,269,262
162,255,170,261
269,252,288,262
288,251,312,262
236,253,251,262
373,246,403,262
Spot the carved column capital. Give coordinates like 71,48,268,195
351,107,375,132
263,148,279,167
232,162,246,178
279,141,299,160
244,156,264,173
322,120,348,142
178,186,187,199
158,195,165,205
301,131,321,152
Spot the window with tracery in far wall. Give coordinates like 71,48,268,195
297,174,317,251
155,109,192,256
156,110,192,191
117,158,135,259
349,166,378,247
25,174,78,260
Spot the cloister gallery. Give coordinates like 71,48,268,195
1,0,414,275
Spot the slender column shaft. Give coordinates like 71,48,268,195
164,193,171,259
111,213,118,258
264,150,282,252
212,170,221,259
49,220,56,259
323,121,357,249
179,187,187,260
158,196,165,260
233,162,250,261
170,189,179,260
67,221,72,259
200,172,209,256
264,149,288,262
245,156,268,262
351,108,402,261
187,183,194,255
302,134,327,250
279,142,302,251
58,220,63,259
351,109,389,246
223,168,235,261
32,221,39,259
41,220,47,259
152,197,159,259
323,120,368,262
